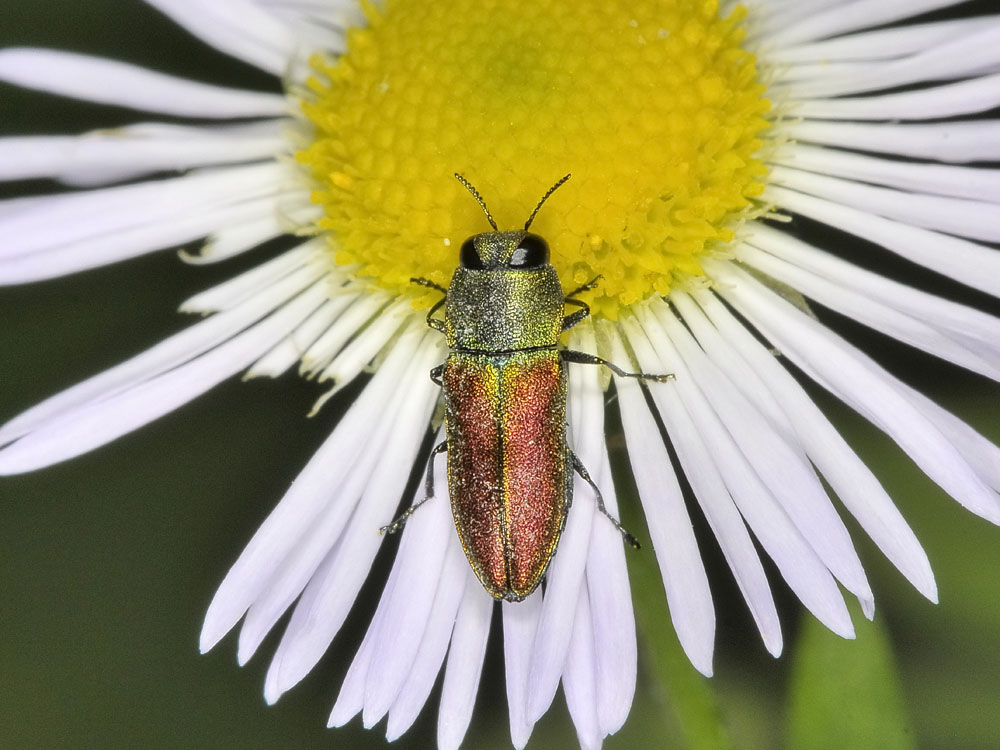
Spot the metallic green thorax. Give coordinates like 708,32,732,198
445,231,563,352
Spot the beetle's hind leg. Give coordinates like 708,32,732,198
379,440,448,535
569,450,640,549
561,349,674,383
411,277,447,334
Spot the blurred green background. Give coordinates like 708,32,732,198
2,2,999,749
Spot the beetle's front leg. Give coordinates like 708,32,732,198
561,349,674,383
561,275,602,332
379,440,449,535
411,277,447,334
429,363,444,387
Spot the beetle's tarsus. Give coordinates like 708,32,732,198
379,441,448,534
561,349,674,383
569,449,640,550
411,277,448,294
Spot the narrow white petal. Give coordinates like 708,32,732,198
759,0,975,47
585,445,636,735
503,594,543,750
707,260,1000,525
245,299,348,379
609,332,716,676
779,120,1000,164
144,0,300,75
317,300,416,388
766,185,1000,297
0,162,289,260
562,589,602,750
199,328,429,652
646,303,873,607
0,257,320,447
245,332,442,683
772,143,1000,202
794,74,1000,121
385,538,468,741
621,315,782,657
327,611,374,725
436,575,493,750
774,25,1000,98
737,241,1000,379
0,282,326,475
301,292,393,376
639,305,859,636
0,121,287,185
0,48,286,116
181,216,284,266
526,324,601,723
769,167,1000,243
362,449,451,727
767,16,988,64
179,241,324,313
685,290,937,601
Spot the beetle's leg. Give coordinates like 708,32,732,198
380,440,449,535
429,363,444,387
411,277,447,334
561,275,602,331
569,450,640,550
561,349,675,382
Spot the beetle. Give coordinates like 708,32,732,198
382,174,672,602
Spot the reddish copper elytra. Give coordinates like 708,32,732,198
382,175,672,602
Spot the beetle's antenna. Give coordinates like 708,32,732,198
524,174,571,231
454,173,498,231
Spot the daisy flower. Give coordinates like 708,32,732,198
2,0,1000,748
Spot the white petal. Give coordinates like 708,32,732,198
737,238,1000,379
562,589,602,750
436,574,493,750
503,594,543,750
585,444,636,735
707,260,1000,525
758,0,975,47
385,537,468,741
767,16,988,64
0,48,286,116
198,327,431,653
766,185,1000,297
778,120,1000,164
609,332,716,676
0,121,287,185
769,167,1000,243
144,0,301,75
245,299,349,379
646,302,872,608
621,315,783,657
247,332,442,687
794,74,1000,121
301,292,393,376
0,255,320,447
638,305,858,637
327,610,374,725
526,323,601,723
684,289,937,602
0,281,326,475
362,445,452,727
771,143,1000,202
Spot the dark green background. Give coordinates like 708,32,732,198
2,2,999,748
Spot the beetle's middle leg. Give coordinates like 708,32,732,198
569,450,640,549
379,440,448,535
561,349,674,383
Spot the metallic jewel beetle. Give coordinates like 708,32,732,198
383,174,672,602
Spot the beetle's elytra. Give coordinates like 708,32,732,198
382,174,672,602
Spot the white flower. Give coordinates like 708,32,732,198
2,1,999,749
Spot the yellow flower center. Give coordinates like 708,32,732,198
297,0,769,319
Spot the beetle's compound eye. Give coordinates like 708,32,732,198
459,237,485,269
508,233,549,268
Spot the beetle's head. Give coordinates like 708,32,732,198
459,230,549,271
453,172,568,272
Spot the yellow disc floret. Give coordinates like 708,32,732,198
297,0,769,319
